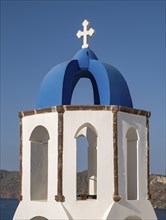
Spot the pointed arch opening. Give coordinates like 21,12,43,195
126,128,138,200
30,126,50,201
75,123,98,200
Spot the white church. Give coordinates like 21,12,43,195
13,20,157,220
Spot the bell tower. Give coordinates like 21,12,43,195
13,20,157,220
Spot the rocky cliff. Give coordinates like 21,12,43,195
0,170,165,209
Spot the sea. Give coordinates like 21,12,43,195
0,199,165,220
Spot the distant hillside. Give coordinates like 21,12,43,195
0,170,19,199
150,174,166,209
0,170,165,209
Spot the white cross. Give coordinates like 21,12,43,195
76,19,95,48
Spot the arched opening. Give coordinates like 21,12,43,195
30,217,48,220
126,128,138,200
71,78,94,105
69,70,100,105
30,126,50,201
75,124,97,200
125,216,142,220
76,136,89,197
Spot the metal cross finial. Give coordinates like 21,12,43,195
76,19,95,48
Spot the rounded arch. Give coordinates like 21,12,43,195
126,127,138,200
71,77,96,105
126,127,139,141
30,125,50,143
125,216,142,220
30,217,48,220
63,69,100,105
30,125,49,201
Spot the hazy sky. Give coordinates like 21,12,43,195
1,0,165,175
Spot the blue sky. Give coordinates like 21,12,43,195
1,0,165,175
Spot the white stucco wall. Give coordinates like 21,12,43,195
21,112,59,202
117,112,147,201
13,108,157,220
14,112,70,220
103,112,157,220
62,110,114,219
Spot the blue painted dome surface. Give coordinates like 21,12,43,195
37,48,133,108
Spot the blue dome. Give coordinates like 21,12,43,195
37,48,133,108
